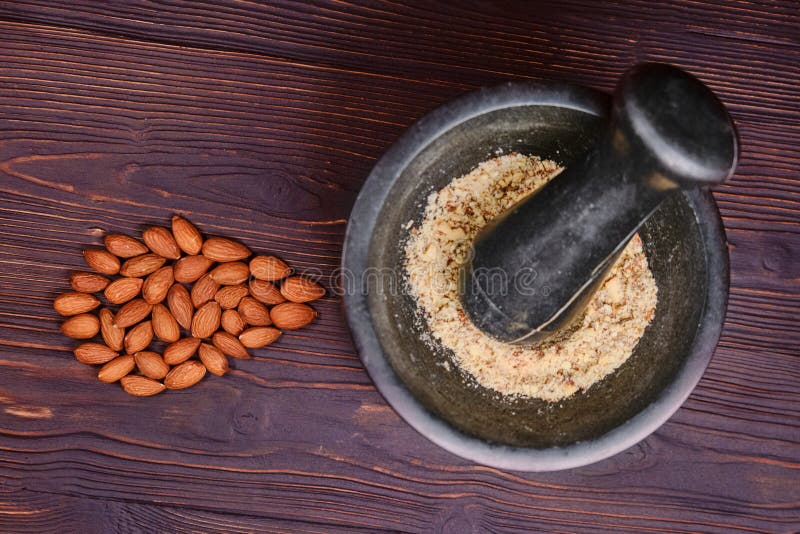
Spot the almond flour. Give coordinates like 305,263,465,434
404,153,657,401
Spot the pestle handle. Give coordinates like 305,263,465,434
460,64,738,344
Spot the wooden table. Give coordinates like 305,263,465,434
1,1,798,532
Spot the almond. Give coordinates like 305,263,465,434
104,234,148,258
172,215,203,255
124,320,153,354
220,309,246,336
202,237,251,262
163,336,201,365
212,331,249,359
104,277,144,304
120,375,165,397
53,292,101,316
248,279,286,305
74,342,118,365
142,266,174,304
120,254,167,278
61,313,100,339
239,327,281,349
210,262,250,285
142,226,181,260
99,308,124,351
69,272,110,293
114,299,153,328
214,285,249,309
191,273,220,308
84,249,120,275
238,296,271,326
280,276,325,303
249,255,291,281
98,355,135,383
135,351,170,380
198,343,228,376
174,254,214,283
191,301,221,338
152,303,181,342
167,284,193,330
270,302,316,330
164,360,206,389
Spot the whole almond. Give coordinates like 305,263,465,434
164,360,207,389
192,301,221,338
120,254,166,278
214,285,249,309
135,351,170,379
212,331,250,359
70,272,110,293
210,262,250,285
124,320,153,354
74,342,118,365
142,226,181,260
104,234,148,258
98,355,135,383
239,327,282,349
191,273,220,308
249,255,291,281
202,237,251,262
84,249,120,275
152,303,181,342
167,284,193,330
114,299,153,328
248,279,286,305
221,309,246,336
171,215,203,255
270,302,316,330
238,297,271,326
163,336,201,365
53,292,101,316
61,313,100,339
174,255,213,283
120,375,165,397
142,266,174,304
104,277,144,305
280,276,325,303
99,308,124,351
198,343,228,376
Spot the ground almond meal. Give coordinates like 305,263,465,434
404,153,657,401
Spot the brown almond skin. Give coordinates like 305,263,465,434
99,308,124,351
84,249,121,275
142,266,174,304
124,320,153,354
238,296,271,326
214,285,249,309
164,360,207,389
142,226,181,260
163,336,202,365
202,237,251,262
70,272,110,293
120,375,165,397
239,327,282,349
167,284,193,330
248,279,286,305
210,262,250,285
198,343,228,376
152,303,181,342
191,301,221,338
270,302,316,330
104,234,149,258
212,331,250,359
114,299,153,328
174,255,214,283
53,292,101,316
220,309,246,336
191,273,220,308
104,277,144,305
280,276,325,303
98,355,135,383
172,215,203,255
249,255,291,281
61,313,100,339
74,342,119,365
119,254,166,278
135,351,170,380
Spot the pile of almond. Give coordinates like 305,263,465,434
54,216,323,396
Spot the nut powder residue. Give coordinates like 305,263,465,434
404,153,657,401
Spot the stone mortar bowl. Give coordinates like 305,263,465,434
342,81,729,471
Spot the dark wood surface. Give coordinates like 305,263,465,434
0,1,798,532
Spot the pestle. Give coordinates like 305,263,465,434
459,63,738,345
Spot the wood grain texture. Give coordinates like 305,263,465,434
0,1,798,532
